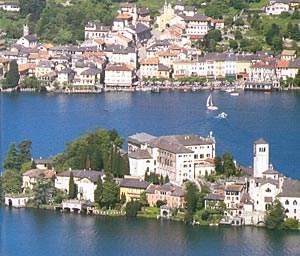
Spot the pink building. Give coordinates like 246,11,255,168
146,183,185,209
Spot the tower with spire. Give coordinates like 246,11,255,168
253,138,269,178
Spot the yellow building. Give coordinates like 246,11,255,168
156,1,175,31
119,177,149,202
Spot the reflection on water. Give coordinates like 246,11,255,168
1,208,299,256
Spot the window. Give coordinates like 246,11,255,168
293,200,297,206
266,188,271,192
285,200,289,205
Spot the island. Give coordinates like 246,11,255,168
1,128,299,230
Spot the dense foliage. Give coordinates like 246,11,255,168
53,129,129,177
68,171,77,199
35,0,115,44
100,173,120,209
184,181,200,223
214,153,243,177
125,200,142,217
2,60,20,89
2,141,33,194
265,200,286,229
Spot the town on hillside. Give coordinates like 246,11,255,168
3,130,300,228
0,1,300,93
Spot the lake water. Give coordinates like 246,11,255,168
1,91,300,255
1,91,300,179
1,208,300,256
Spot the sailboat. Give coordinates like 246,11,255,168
206,94,218,111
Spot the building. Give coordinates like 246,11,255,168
253,138,270,178
84,21,111,40
104,64,135,89
266,2,290,15
16,34,38,48
119,177,150,202
22,169,56,191
278,179,300,220
224,183,245,217
0,2,20,12
146,183,185,208
55,170,104,202
4,195,32,208
128,132,216,184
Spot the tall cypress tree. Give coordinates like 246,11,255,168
94,176,103,206
18,140,32,165
68,172,77,199
3,60,19,89
165,175,170,184
3,144,20,171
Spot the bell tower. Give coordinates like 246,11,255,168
253,138,269,178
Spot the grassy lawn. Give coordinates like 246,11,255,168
249,0,268,10
137,206,160,218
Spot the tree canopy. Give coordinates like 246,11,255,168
53,128,128,177
3,60,20,89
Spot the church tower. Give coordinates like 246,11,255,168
253,138,269,178
23,24,29,37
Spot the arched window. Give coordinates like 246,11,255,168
285,200,289,205
265,188,271,192
293,200,297,206
285,209,289,213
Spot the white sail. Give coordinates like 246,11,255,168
207,94,218,110
206,94,212,107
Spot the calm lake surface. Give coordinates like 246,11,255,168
1,91,300,255
1,207,300,256
1,91,300,178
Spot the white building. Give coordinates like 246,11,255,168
253,138,270,178
266,2,290,15
128,132,216,184
55,170,104,202
278,179,300,221
104,64,134,89
0,2,20,12
84,21,111,40
16,34,38,48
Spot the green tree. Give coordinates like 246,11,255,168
94,176,103,206
120,192,126,205
234,30,243,40
0,176,3,203
18,140,32,165
165,175,170,184
140,191,148,208
32,180,52,207
3,144,20,171
20,0,46,21
156,199,167,208
184,182,199,223
215,156,223,174
3,60,19,89
265,200,286,229
125,200,141,217
53,129,124,175
68,172,77,199
229,40,238,50
283,218,299,229
223,152,236,177
293,70,300,86
101,173,119,208
2,169,22,194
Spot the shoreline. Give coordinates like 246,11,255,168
3,205,300,230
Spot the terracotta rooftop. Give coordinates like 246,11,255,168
23,169,55,179
140,57,159,65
